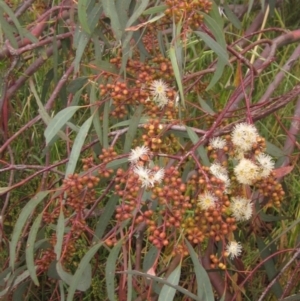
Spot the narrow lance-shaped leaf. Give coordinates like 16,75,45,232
10,191,50,269
78,0,91,34
25,213,43,286
90,83,103,145
54,209,65,260
169,47,185,107
106,240,123,301
185,240,214,301
123,104,144,153
67,242,103,301
194,31,229,65
102,0,122,40
65,115,93,177
158,263,181,301
44,106,82,145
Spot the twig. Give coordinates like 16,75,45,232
257,248,300,301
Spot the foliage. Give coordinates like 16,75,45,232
0,0,300,300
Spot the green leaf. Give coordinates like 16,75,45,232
54,209,65,260
143,5,167,15
0,270,30,297
186,240,214,301
57,261,91,292
127,256,133,301
116,0,131,29
186,126,210,166
10,191,50,269
123,104,144,153
0,13,18,48
224,4,242,29
198,95,215,114
206,60,226,90
0,1,23,40
110,116,148,129
106,158,128,169
25,213,43,286
257,237,282,298
65,115,93,177
203,13,226,48
90,84,103,145
102,99,110,148
93,195,119,242
194,31,229,65
126,0,150,29
67,77,88,94
74,30,90,73
121,270,200,300
44,106,82,145
102,0,122,40
158,264,181,301
266,141,285,157
143,246,159,272
78,0,92,34
169,47,185,107
106,240,123,301
67,242,103,301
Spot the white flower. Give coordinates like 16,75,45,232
230,197,253,221
198,191,217,210
231,123,258,152
226,241,242,259
152,168,165,184
209,137,227,149
133,166,165,188
210,162,228,178
149,79,170,109
150,79,169,99
210,162,230,191
133,166,152,188
155,95,169,109
234,158,259,185
128,146,149,164
256,153,274,178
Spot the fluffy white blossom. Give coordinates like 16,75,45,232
234,158,259,185
152,168,165,184
149,79,170,108
231,123,259,152
226,241,242,259
133,166,165,188
210,163,230,191
210,162,227,177
128,146,149,164
230,197,253,221
198,191,217,210
133,166,152,188
209,137,227,150
256,153,274,178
